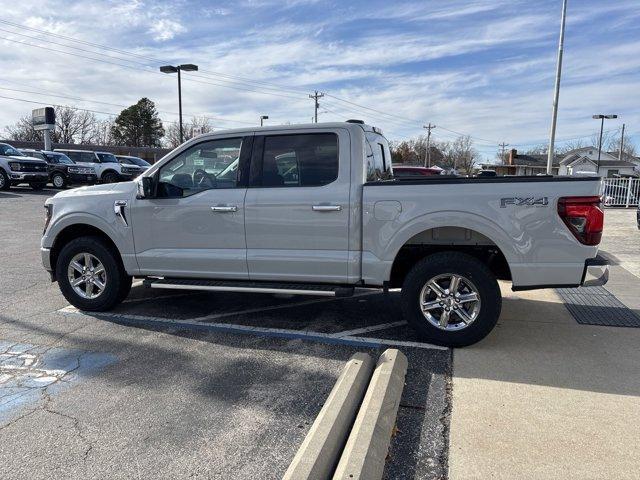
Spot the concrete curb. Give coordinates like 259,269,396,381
282,352,374,480
332,348,409,480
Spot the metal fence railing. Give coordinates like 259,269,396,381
602,177,640,207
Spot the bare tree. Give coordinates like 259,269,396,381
4,115,43,142
439,136,478,174
164,116,214,148
3,106,105,145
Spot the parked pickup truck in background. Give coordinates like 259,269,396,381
41,122,608,346
0,142,49,190
20,149,97,189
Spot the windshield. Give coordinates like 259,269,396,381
126,156,151,167
0,144,25,157
97,152,118,163
48,153,74,165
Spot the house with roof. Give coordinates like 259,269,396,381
481,149,562,176
481,147,639,177
558,147,639,178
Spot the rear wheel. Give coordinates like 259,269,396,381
401,252,502,347
56,236,130,311
51,173,67,189
0,170,9,191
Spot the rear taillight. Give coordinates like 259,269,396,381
557,196,604,246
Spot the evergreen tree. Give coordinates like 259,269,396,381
111,98,164,147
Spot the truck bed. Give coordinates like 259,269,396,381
360,175,603,289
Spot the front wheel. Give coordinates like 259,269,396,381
102,172,119,184
51,173,67,189
0,170,9,191
401,252,502,347
56,236,131,311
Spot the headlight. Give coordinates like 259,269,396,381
44,204,53,233
9,162,21,171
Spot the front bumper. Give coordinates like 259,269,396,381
42,246,52,271
68,172,98,185
10,172,49,182
581,255,609,287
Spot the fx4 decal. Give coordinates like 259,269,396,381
500,197,549,208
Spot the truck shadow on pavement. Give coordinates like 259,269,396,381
1,314,451,479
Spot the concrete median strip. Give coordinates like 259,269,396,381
332,348,408,480
282,352,374,480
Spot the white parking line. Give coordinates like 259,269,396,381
332,321,407,338
58,307,447,351
189,291,379,322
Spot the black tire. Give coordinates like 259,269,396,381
30,182,47,191
401,252,502,347
102,171,119,184
56,236,129,311
0,170,9,191
51,173,67,189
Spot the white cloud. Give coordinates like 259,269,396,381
148,19,186,42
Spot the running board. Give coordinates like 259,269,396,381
142,278,355,297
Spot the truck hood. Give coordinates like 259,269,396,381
3,155,48,164
50,180,137,201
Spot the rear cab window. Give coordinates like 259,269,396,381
365,132,393,182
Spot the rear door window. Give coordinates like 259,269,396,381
259,133,338,187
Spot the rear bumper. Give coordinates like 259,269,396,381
581,255,609,287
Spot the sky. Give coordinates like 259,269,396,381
0,0,639,160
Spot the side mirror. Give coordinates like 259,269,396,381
137,176,155,199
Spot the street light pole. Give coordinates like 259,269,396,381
160,63,199,144
592,114,618,173
546,0,568,175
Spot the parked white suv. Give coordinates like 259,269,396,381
55,149,140,183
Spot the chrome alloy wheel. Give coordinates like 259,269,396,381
67,253,107,299
419,273,481,331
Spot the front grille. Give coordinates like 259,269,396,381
20,163,47,172
121,167,139,175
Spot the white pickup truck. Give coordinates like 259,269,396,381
41,122,607,346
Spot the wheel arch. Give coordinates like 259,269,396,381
387,225,513,288
49,223,123,280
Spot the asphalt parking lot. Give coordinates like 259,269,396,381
2,187,640,479
0,187,450,479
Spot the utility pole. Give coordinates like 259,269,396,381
618,123,626,162
309,91,324,123
423,123,436,167
546,0,568,175
499,142,509,164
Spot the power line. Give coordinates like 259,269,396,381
0,34,307,101
0,85,255,127
0,20,308,97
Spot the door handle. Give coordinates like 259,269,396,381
211,205,238,213
312,205,342,212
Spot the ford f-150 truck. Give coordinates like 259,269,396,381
41,122,608,346
0,142,50,190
